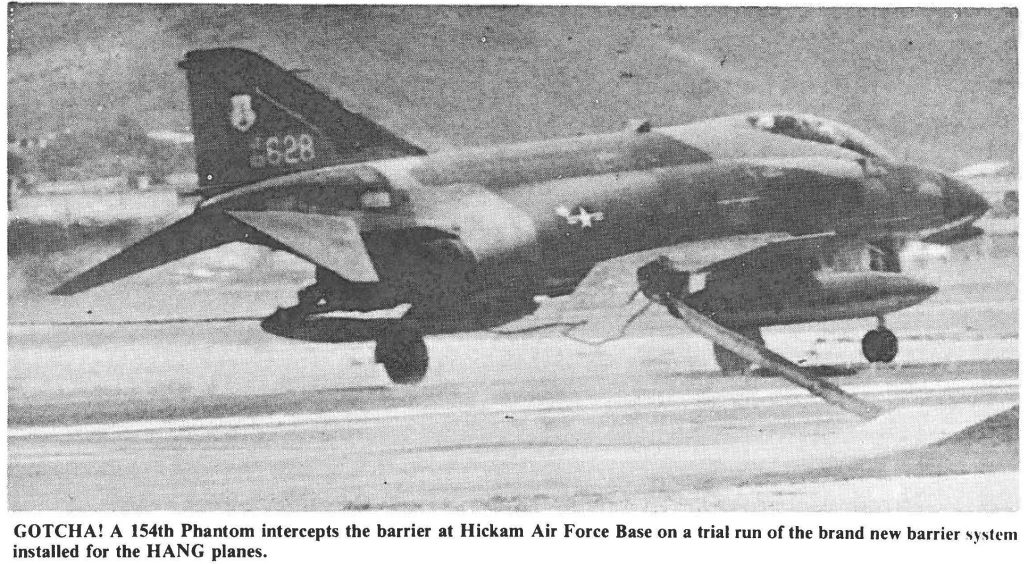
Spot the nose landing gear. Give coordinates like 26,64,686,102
862,317,898,363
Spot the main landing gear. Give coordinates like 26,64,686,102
862,317,898,363
374,323,429,385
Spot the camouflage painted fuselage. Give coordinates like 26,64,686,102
53,48,989,353
202,113,964,314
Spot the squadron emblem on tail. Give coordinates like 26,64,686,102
230,94,256,132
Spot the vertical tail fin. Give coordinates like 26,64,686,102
178,48,425,196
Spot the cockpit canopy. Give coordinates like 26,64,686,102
743,112,896,162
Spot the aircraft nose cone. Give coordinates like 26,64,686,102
942,176,990,221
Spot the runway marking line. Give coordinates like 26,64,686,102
9,378,1017,439
527,388,1014,419
101,388,1015,440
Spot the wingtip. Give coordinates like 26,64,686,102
50,272,94,296
49,282,78,296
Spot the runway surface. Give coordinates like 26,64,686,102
7,254,1020,511
7,331,1019,510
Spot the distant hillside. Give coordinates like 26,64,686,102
8,5,1017,172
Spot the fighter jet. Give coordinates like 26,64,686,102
54,48,989,418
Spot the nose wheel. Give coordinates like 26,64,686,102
375,323,429,384
862,319,898,363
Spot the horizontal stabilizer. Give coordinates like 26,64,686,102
52,212,254,296
226,211,379,282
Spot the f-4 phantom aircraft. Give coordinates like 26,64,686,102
54,48,989,419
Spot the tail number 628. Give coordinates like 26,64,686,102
261,134,316,166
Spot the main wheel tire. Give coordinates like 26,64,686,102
375,325,429,384
862,328,898,363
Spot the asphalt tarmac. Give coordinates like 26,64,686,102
7,252,1019,511
7,330,1018,510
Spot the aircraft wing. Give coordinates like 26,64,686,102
226,211,380,282
494,232,838,342
917,214,986,245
